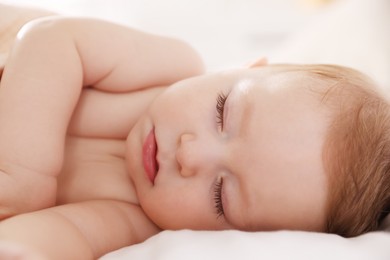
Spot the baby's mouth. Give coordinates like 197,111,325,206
143,128,159,184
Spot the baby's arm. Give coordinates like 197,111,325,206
0,200,159,259
0,17,204,218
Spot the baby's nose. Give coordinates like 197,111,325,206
176,133,219,177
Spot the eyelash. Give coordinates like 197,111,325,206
214,177,225,218
216,92,228,130
214,93,227,218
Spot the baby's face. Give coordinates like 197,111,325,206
126,66,331,232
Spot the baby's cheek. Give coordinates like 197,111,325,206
140,191,188,229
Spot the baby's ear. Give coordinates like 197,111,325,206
247,57,268,68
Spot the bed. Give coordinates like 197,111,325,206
3,0,390,259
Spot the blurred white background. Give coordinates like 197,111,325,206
1,0,337,70
1,0,389,87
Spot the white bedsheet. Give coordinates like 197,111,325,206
102,212,390,260
102,229,390,260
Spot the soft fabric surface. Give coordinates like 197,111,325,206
101,228,390,260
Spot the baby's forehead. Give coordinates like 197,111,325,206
222,64,373,107
242,67,330,97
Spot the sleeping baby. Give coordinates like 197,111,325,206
0,4,389,260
